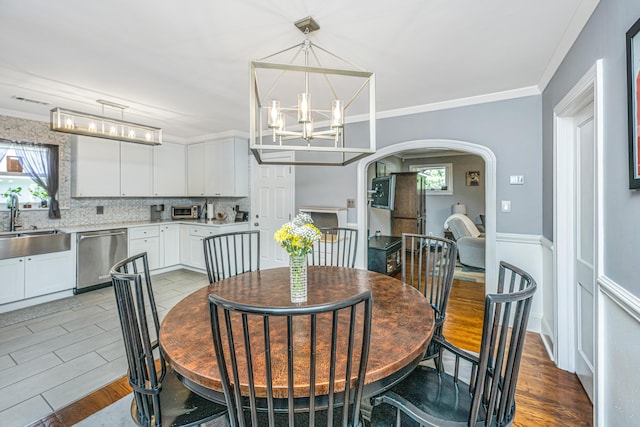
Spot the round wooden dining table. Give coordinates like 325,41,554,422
159,266,434,404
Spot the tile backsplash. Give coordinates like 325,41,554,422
4,197,250,231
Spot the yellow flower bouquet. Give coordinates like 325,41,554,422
274,213,321,257
274,213,321,303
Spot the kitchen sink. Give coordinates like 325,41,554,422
0,229,71,259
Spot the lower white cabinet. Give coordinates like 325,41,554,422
160,224,180,267
25,251,75,298
129,224,181,270
180,223,250,270
0,258,26,304
0,250,74,304
129,225,161,270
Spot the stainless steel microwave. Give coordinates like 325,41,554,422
171,205,199,219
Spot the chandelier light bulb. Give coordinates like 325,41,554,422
268,100,280,128
88,122,97,132
330,100,344,128
298,93,311,123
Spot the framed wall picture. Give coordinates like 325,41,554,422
466,170,480,186
6,156,22,173
627,16,640,189
375,161,387,177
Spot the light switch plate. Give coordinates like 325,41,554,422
509,175,525,185
501,200,511,212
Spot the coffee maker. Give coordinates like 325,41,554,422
150,204,164,221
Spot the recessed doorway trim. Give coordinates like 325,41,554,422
356,139,497,292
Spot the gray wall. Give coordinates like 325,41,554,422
296,95,542,235
542,0,640,295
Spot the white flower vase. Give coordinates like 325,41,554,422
289,254,307,303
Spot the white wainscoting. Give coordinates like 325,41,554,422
598,275,640,425
495,233,544,333
540,237,555,360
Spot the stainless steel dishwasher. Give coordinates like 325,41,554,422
75,228,128,293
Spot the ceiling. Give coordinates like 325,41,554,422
0,0,598,143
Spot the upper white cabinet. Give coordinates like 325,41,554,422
121,143,153,197
188,137,248,197
71,136,120,197
72,136,186,197
153,142,186,196
187,142,206,197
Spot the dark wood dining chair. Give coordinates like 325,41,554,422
369,261,537,427
111,252,228,427
401,233,457,361
204,230,260,284
208,290,373,427
309,227,358,268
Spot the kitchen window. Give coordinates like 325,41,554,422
411,163,453,195
0,141,60,218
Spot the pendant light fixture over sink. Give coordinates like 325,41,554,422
250,16,376,166
50,99,162,145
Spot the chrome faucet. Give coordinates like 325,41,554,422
9,193,20,232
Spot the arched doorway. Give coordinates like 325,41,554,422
356,139,498,293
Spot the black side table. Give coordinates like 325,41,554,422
368,235,402,276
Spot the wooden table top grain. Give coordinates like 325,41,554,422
159,266,434,403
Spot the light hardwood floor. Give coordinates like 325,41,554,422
27,275,593,427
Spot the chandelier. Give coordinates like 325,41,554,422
250,17,375,166
50,99,162,145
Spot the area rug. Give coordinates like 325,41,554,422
453,262,485,283
73,394,135,426
0,296,80,327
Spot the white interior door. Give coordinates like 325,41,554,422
251,154,294,269
574,102,595,403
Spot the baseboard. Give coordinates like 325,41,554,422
540,317,555,362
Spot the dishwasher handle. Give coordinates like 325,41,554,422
78,230,127,240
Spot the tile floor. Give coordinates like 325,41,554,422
0,268,209,427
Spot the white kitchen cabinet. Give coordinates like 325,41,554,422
0,257,25,304
181,223,250,270
0,250,74,304
71,135,120,197
204,138,249,197
187,138,248,197
120,143,153,197
153,142,186,196
128,225,161,270
160,224,180,267
187,142,206,197
24,251,75,298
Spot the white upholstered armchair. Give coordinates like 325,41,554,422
444,213,485,269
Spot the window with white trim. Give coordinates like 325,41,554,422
410,163,453,195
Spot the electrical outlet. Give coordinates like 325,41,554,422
347,198,355,209
501,200,511,212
